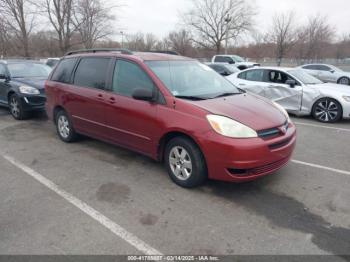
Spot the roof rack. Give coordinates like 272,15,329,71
65,48,133,56
144,50,180,56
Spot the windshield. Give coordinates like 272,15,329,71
146,61,241,99
287,69,323,85
232,55,245,63
8,62,52,78
329,65,343,72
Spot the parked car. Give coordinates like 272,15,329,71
227,67,350,123
0,60,51,119
212,55,260,70
206,63,240,76
46,58,60,68
45,49,296,188
298,64,350,86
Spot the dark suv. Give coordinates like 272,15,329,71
0,60,51,119
45,49,296,188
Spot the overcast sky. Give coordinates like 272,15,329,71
116,0,349,42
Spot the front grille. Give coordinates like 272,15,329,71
227,156,290,177
249,157,290,175
268,137,293,150
26,96,46,105
258,121,289,139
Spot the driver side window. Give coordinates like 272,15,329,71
112,60,154,97
267,71,295,85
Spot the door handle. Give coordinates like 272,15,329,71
97,94,104,100
108,97,116,104
238,83,246,86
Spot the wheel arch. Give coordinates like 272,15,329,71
311,96,343,121
337,76,350,84
7,90,16,102
157,130,205,163
53,105,66,123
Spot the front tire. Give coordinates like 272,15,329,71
312,98,342,123
338,77,350,86
164,137,207,188
55,110,78,142
9,94,28,120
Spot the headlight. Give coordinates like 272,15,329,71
343,96,350,102
272,101,290,122
19,85,40,95
206,115,257,138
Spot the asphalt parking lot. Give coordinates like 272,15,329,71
0,107,349,257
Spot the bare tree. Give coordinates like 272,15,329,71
144,33,158,51
0,0,35,57
0,17,11,57
41,0,76,54
302,14,335,62
72,0,117,49
125,32,159,51
267,11,298,66
248,31,268,61
165,29,193,56
182,0,255,54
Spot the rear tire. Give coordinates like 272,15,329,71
164,137,207,188
9,94,28,120
55,110,78,142
312,98,342,123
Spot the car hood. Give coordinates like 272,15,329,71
188,93,287,131
308,82,350,95
13,77,46,90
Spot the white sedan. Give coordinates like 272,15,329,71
298,64,350,86
227,67,350,123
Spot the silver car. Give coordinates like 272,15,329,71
298,64,350,86
227,67,350,123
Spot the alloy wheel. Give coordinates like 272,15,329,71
10,97,20,118
169,146,193,181
57,115,70,139
339,77,350,85
314,99,340,122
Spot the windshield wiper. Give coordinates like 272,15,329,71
211,92,241,99
175,95,207,101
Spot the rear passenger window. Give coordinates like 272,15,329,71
245,70,264,82
112,60,154,97
74,58,110,89
51,58,77,83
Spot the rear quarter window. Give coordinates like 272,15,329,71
51,58,78,83
238,71,247,79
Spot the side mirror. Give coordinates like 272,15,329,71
219,70,230,76
330,70,335,73
228,60,235,64
286,79,296,88
132,88,155,102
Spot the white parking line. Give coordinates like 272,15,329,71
2,154,162,256
292,159,350,177
294,122,350,132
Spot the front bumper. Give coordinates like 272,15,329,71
199,123,297,182
19,95,46,112
342,102,350,119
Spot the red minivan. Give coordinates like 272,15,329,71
45,49,296,188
